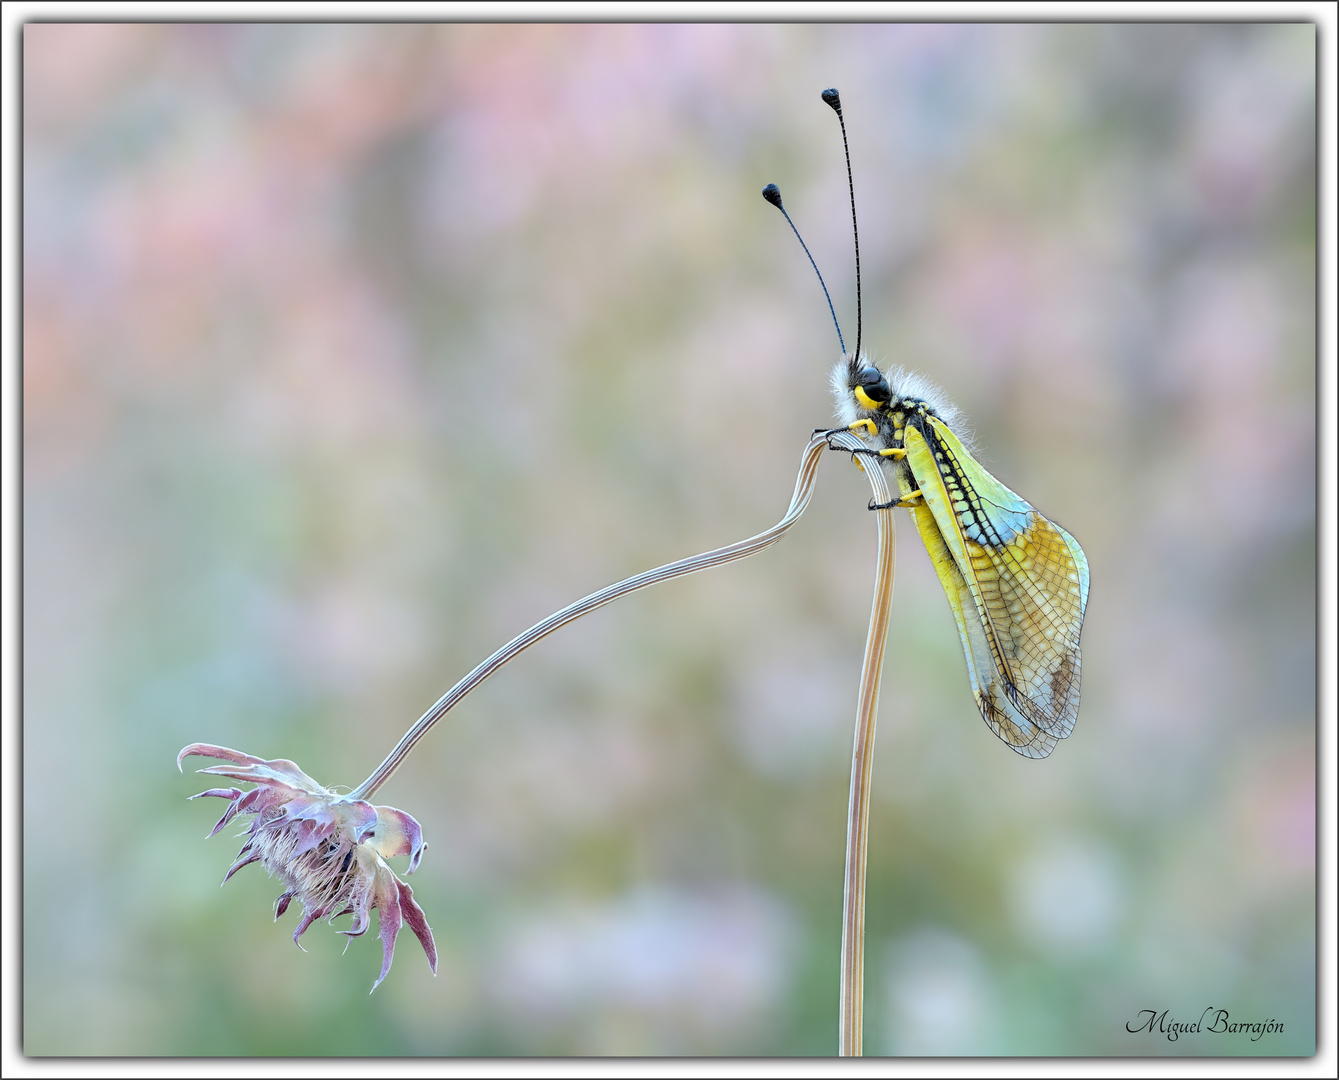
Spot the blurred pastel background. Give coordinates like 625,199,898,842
23,23,1315,1056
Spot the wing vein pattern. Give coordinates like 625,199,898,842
903,414,1090,758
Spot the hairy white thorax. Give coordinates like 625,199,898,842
829,353,971,447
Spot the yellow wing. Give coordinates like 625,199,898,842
901,416,1089,758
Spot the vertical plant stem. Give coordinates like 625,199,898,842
829,432,898,1057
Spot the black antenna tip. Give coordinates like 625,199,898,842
762,183,783,208
821,88,841,113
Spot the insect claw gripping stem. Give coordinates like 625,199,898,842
818,432,871,466
868,491,923,512
816,424,872,449
843,447,883,467
823,442,905,469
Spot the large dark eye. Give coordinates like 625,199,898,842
855,366,891,404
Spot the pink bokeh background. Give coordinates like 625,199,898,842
23,23,1315,1055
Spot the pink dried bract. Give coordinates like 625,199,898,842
178,742,437,991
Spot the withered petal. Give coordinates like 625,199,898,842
190,787,242,801
397,878,438,976
340,904,372,940
283,818,334,861
370,804,427,872
188,788,245,836
292,909,321,950
237,786,279,811
371,873,404,992
179,744,326,793
223,850,262,883
178,743,259,772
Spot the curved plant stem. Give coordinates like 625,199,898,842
827,431,897,1058
352,432,835,802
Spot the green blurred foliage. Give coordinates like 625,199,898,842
24,23,1315,1056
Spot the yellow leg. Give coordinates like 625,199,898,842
877,448,906,460
848,419,878,437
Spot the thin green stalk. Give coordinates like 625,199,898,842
828,430,898,1058
353,432,834,802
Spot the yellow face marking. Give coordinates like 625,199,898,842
899,414,1089,758
853,385,883,411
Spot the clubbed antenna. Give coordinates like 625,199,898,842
822,87,862,364
762,183,845,355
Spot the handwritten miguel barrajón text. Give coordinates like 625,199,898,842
1126,1007,1284,1042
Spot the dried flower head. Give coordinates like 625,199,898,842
178,743,437,991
